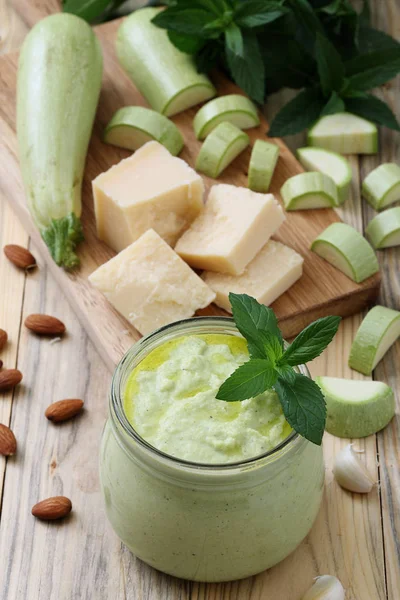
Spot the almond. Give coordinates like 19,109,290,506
45,399,84,423
0,369,23,391
25,314,66,336
0,328,7,351
4,244,36,270
32,496,72,520
0,424,17,456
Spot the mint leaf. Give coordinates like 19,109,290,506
195,41,222,73
275,363,296,383
268,87,324,137
234,1,287,28
259,32,314,92
168,31,205,54
195,0,228,15
358,0,370,27
321,91,345,116
152,5,217,38
315,32,345,96
225,32,265,103
225,22,244,57
288,0,324,55
216,359,277,401
345,94,400,131
62,0,114,22
274,374,326,445
345,49,400,91
279,316,341,366
165,0,226,14
258,331,284,364
357,26,400,54
345,48,400,77
319,0,355,16
229,293,282,359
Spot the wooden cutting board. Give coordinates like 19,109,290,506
0,18,380,371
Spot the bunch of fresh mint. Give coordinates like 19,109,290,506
216,294,341,445
151,0,400,136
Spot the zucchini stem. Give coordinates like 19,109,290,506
41,213,84,270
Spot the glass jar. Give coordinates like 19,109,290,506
99,318,324,582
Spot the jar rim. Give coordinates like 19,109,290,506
110,316,310,472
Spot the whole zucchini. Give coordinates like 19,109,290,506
17,14,103,269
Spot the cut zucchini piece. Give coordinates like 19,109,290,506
349,306,400,375
297,147,352,204
104,106,184,156
248,140,279,193
366,207,400,249
195,122,249,178
362,163,400,210
280,172,339,210
193,94,259,140
116,8,216,117
316,376,395,438
308,112,378,155
311,222,379,283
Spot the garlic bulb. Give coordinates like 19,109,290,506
302,575,345,599
333,444,375,493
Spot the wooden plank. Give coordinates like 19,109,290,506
360,4,400,598
0,20,380,374
0,0,30,506
0,239,120,599
0,200,29,503
0,0,28,54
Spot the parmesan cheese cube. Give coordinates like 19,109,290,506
202,240,303,312
93,141,204,253
175,184,285,275
89,229,216,335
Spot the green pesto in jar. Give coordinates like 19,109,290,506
124,334,291,464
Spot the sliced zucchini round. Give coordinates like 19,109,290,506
193,94,259,140
248,140,279,193
366,206,400,249
103,106,184,156
195,122,249,178
308,112,378,155
348,306,400,375
280,172,339,210
362,163,400,210
316,376,395,438
297,146,352,204
311,222,379,283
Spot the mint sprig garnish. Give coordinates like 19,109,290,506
216,293,341,445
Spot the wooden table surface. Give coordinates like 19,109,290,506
0,1,398,599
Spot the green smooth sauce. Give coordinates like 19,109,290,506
124,334,291,464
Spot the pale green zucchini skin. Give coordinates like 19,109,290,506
116,8,216,117
17,14,103,269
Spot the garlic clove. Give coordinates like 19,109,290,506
302,575,345,599
333,444,375,493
